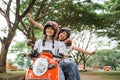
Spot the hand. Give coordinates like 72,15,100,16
27,39,33,47
27,13,32,20
64,54,69,58
53,58,62,62
89,51,96,55
24,52,30,57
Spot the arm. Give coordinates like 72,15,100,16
72,46,96,55
57,41,69,58
27,13,44,31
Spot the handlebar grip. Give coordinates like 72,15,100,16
53,55,63,58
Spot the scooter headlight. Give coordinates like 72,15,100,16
33,58,48,76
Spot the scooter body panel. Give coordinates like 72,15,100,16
25,52,60,80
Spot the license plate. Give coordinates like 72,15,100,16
28,79,50,80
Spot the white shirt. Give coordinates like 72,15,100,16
66,45,74,53
34,39,66,55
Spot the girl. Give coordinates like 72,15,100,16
26,21,66,80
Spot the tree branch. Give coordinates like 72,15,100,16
35,0,46,19
1,0,7,5
0,7,6,17
17,26,27,37
36,1,67,21
20,0,36,20
15,0,20,21
6,0,12,19
0,0,13,32
0,38,2,42
21,21,28,32
5,0,13,31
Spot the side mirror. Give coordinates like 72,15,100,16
65,39,72,47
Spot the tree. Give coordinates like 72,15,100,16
14,53,31,69
9,40,31,69
70,29,99,69
14,53,24,68
19,0,120,48
96,0,120,48
18,0,72,43
59,0,120,49
0,0,36,73
88,49,120,70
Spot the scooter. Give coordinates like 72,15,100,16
25,39,64,80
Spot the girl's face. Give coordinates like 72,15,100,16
58,31,68,41
46,26,55,37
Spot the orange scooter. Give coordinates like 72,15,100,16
25,39,64,80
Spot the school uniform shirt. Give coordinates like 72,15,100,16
34,39,66,55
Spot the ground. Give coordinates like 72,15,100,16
81,73,102,80
0,71,120,80
80,71,120,80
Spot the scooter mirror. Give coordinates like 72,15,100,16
65,39,72,47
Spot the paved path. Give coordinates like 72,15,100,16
81,74,101,80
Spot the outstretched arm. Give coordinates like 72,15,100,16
27,13,44,31
72,46,96,55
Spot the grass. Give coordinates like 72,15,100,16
98,71,120,80
81,71,120,80
0,70,120,80
0,71,26,77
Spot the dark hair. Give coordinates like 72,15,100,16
43,21,59,37
42,35,55,48
58,27,71,41
42,21,59,48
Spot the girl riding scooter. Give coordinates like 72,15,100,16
25,21,66,80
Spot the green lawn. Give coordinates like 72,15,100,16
0,71,25,77
0,71,120,80
81,71,120,80
0,71,26,80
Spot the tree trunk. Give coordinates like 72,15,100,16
0,46,8,73
0,34,14,73
83,60,86,70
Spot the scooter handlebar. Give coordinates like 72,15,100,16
53,53,64,58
